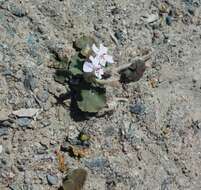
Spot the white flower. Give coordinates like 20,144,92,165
83,56,104,79
92,44,114,67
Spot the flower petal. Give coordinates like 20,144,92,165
89,55,95,62
104,55,114,64
99,58,106,67
90,55,100,66
99,44,108,54
92,44,99,54
95,68,104,79
83,61,94,73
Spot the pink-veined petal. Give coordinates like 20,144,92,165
83,61,94,73
95,68,104,79
99,58,106,67
92,44,99,54
104,55,114,64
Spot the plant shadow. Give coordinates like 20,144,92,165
69,91,96,122
54,90,96,122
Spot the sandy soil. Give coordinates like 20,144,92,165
0,0,201,189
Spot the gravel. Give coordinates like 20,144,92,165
0,0,201,189
0,127,9,137
46,174,58,186
16,118,32,127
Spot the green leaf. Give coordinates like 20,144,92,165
77,88,106,113
75,36,95,50
69,54,84,76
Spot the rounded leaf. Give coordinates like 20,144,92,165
77,89,106,113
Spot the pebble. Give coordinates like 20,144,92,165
8,184,21,190
24,69,37,91
40,119,51,128
9,3,27,17
36,90,49,103
166,16,172,25
120,121,135,141
130,101,145,115
187,7,195,15
85,157,109,170
12,108,39,118
24,171,33,185
36,147,48,155
0,52,3,62
2,68,12,76
16,159,26,171
114,30,124,42
46,174,58,185
17,117,32,127
161,177,173,190
0,127,9,136
0,145,2,154
0,109,10,121
67,125,80,144
145,14,159,23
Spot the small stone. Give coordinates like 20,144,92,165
24,171,33,185
5,146,11,154
2,68,12,76
0,127,9,136
9,3,27,17
12,108,39,118
36,90,49,103
16,159,26,171
40,119,51,128
0,52,3,62
161,177,174,190
114,30,124,42
17,117,32,127
46,174,58,185
0,145,2,154
85,157,109,170
24,69,37,91
0,109,10,121
36,147,47,155
130,101,145,115
67,125,80,144
187,7,195,15
145,14,159,23
166,16,172,25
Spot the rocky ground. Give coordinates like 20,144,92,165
0,0,201,189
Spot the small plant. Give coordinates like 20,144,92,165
55,36,149,113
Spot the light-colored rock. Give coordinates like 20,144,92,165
12,108,40,118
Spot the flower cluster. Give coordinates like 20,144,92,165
83,44,114,79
